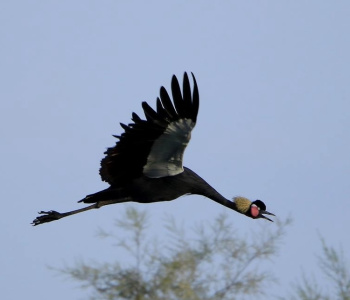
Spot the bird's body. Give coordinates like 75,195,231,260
32,73,274,226
83,167,228,206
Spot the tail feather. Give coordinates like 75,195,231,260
79,187,129,204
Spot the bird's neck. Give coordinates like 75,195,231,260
185,168,238,212
205,190,237,211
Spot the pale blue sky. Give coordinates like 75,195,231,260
1,1,350,299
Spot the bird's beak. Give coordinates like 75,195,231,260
259,210,275,222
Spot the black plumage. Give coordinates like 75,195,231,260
32,73,274,226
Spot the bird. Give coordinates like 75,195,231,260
32,72,275,226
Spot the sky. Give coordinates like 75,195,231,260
1,1,350,299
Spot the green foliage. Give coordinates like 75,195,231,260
60,207,291,300
286,238,350,300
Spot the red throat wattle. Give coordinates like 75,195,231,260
250,205,260,218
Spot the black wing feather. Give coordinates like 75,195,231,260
172,74,188,118
160,86,177,118
132,112,142,123
142,102,159,122
191,73,199,122
156,98,170,120
182,73,193,119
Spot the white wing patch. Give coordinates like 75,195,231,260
143,118,195,178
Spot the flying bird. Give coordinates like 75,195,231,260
32,73,274,226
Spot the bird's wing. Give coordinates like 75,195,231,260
99,72,199,186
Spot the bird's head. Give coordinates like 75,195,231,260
233,196,275,222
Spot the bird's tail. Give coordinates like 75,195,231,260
79,187,129,204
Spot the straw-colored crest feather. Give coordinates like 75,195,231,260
234,196,252,214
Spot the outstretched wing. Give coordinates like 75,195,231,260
99,72,199,186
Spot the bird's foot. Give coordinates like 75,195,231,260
31,210,63,226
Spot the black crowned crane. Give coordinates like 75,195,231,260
32,73,274,226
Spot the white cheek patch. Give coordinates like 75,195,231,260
250,204,260,218
143,119,195,178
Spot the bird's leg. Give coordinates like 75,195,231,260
31,203,99,226
32,197,131,226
